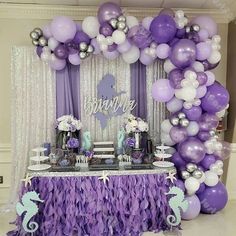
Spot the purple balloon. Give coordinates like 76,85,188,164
198,29,209,42
176,28,186,39
202,60,219,71
197,72,208,85
182,106,202,121
66,41,78,55
169,37,179,47
150,14,177,44
97,2,122,24
50,57,66,71
170,152,187,169
196,42,212,61
117,39,132,53
99,22,114,37
196,85,207,98
168,68,184,89
197,182,228,214
175,179,185,192
54,44,69,59
187,31,200,44
179,137,206,164
199,113,219,131
159,8,174,17
107,43,117,52
73,30,90,44
103,50,119,60
170,127,188,143
198,131,211,142
196,183,206,194
200,154,216,169
181,195,201,220
170,39,197,68
36,46,43,57
201,82,230,113
128,25,152,49
152,79,175,102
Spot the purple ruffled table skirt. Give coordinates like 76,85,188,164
8,173,172,236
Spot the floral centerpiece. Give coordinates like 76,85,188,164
56,115,82,150
124,114,149,149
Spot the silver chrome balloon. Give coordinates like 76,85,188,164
209,130,216,137
109,18,118,29
170,117,179,126
30,31,39,40
79,42,88,52
79,51,87,59
186,163,198,173
181,170,191,180
117,21,126,30
179,118,189,127
123,26,129,34
38,37,47,47
185,26,191,33
118,15,126,22
32,39,39,46
192,24,200,32
34,28,43,36
87,45,94,53
192,170,203,179
178,112,186,119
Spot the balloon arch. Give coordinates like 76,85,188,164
30,2,230,219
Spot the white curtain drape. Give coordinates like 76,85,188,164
6,46,56,209
80,55,130,143
146,60,167,145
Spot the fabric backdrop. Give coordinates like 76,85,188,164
5,46,56,210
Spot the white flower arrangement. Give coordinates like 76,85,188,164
124,114,149,133
56,115,82,132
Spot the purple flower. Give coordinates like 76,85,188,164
67,138,79,149
125,137,135,148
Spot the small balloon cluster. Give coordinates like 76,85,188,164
148,7,231,220
109,15,128,33
30,28,48,47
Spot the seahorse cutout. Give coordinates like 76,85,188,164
117,129,125,150
16,191,44,233
166,186,189,226
82,131,92,150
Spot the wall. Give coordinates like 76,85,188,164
0,4,231,203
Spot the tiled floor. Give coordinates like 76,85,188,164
1,201,236,236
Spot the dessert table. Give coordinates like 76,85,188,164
8,167,176,236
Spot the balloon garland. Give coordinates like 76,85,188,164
30,2,230,219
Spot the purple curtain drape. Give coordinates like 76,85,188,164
130,61,147,120
56,64,81,119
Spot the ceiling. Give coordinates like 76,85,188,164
1,0,236,20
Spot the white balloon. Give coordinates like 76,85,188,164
212,35,221,43
215,160,224,168
122,45,140,64
82,16,99,38
204,171,219,187
112,30,126,45
186,121,199,136
106,36,114,45
205,71,215,86
164,59,176,73
126,16,139,28
48,37,59,51
100,44,108,51
191,61,204,72
142,16,154,30
184,70,197,80
166,97,183,113
175,87,197,102
41,51,51,62
68,54,81,65
161,119,173,133
161,133,176,146
208,50,221,64
97,34,105,43
185,177,200,195
175,10,185,18
217,169,224,176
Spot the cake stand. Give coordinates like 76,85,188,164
153,145,174,168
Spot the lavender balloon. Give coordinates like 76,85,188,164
150,14,177,44
201,82,229,113
97,2,122,24
117,39,132,53
179,137,206,164
128,25,152,49
181,195,201,220
200,154,216,169
196,42,212,61
73,30,91,44
36,46,43,57
50,57,66,71
152,79,175,102
159,8,174,17
156,44,170,59
199,113,219,131
170,39,197,68
99,22,114,37
167,97,183,113
107,43,117,52
168,68,184,89
197,72,208,85
214,141,231,161
198,131,211,142
182,106,202,121
170,127,188,143
91,38,101,55
140,50,154,65
197,182,228,214
103,50,119,60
